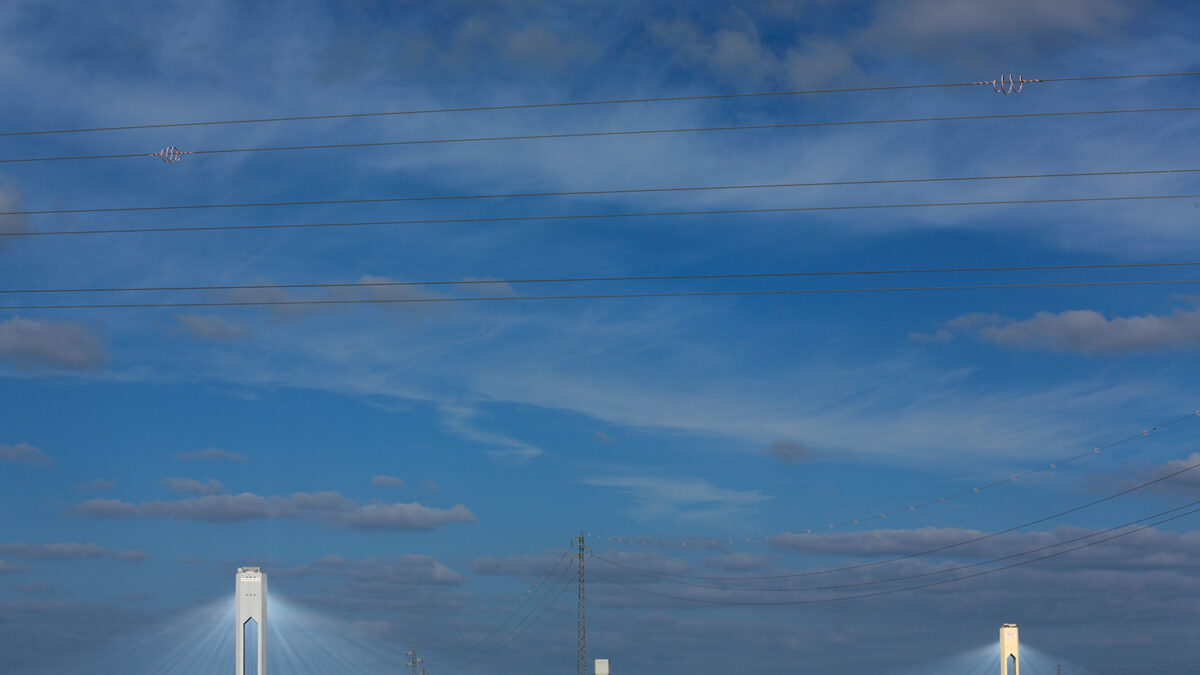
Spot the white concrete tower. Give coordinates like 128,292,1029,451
1000,623,1019,675
236,566,268,675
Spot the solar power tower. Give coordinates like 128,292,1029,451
1000,623,1020,675
236,567,268,675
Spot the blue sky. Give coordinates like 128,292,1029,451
1,1,1199,673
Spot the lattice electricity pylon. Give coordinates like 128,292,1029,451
573,532,588,675
406,646,422,675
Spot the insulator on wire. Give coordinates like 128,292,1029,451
155,146,188,163
976,74,1040,95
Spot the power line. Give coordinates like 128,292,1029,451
439,557,578,673
592,436,1200,584
4,193,1197,237
6,279,1200,311
416,544,574,649
587,502,1200,606
5,167,1197,216
5,261,1199,295
599,411,1199,551
4,107,1197,164
2,71,1194,138
439,558,575,670
593,494,1200,593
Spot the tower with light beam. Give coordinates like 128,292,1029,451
236,567,268,675
1000,623,1019,675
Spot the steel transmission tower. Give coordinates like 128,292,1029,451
406,645,422,675
574,532,588,675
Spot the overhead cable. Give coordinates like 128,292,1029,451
5,261,1199,296
586,502,1200,606
416,544,573,649
592,493,1200,593
594,437,1200,583
7,280,1200,311
440,558,577,673
598,410,1199,550
3,107,1198,164
3,193,1196,237
5,167,1197,216
1,71,1194,137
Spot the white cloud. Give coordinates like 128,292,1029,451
73,478,116,492
175,314,251,340
916,304,1200,354
861,0,1130,62
74,491,476,531
766,439,811,464
0,180,29,240
0,542,147,563
0,560,30,574
582,475,772,521
646,15,857,88
371,474,406,488
160,477,225,496
0,318,106,371
0,443,51,465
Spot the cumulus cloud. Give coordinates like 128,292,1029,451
73,491,476,531
160,477,225,495
1122,452,1200,497
766,439,811,464
0,542,147,562
176,447,247,462
419,480,440,493
913,304,1200,354
73,478,116,492
175,314,251,340
0,318,106,371
0,442,51,465
371,474,406,488
981,308,1200,353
